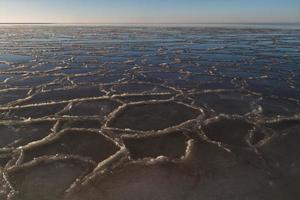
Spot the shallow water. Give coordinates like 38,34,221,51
0,25,300,200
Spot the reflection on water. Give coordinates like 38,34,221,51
0,54,32,64
0,25,300,200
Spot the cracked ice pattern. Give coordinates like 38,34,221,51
0,25,300,200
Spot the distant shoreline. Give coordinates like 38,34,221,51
1,22,300,30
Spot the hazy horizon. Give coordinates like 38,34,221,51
0,0,300,24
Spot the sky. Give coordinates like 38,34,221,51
0,0,299,24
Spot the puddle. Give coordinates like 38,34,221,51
123,131,189,159
0,103,67,120
202,117,255,147
107,101,202,131
22,129,120,163
191,92,257,115
8,157,93,200
0,121,55,148
19,86,106,105
0,89,29,105
0,54,32,64
60,99,120,119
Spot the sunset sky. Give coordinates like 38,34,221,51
0,0,299,24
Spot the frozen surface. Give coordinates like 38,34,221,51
0,25,300,200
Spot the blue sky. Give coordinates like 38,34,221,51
0,0,299,23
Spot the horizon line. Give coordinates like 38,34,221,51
1,22,300,25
